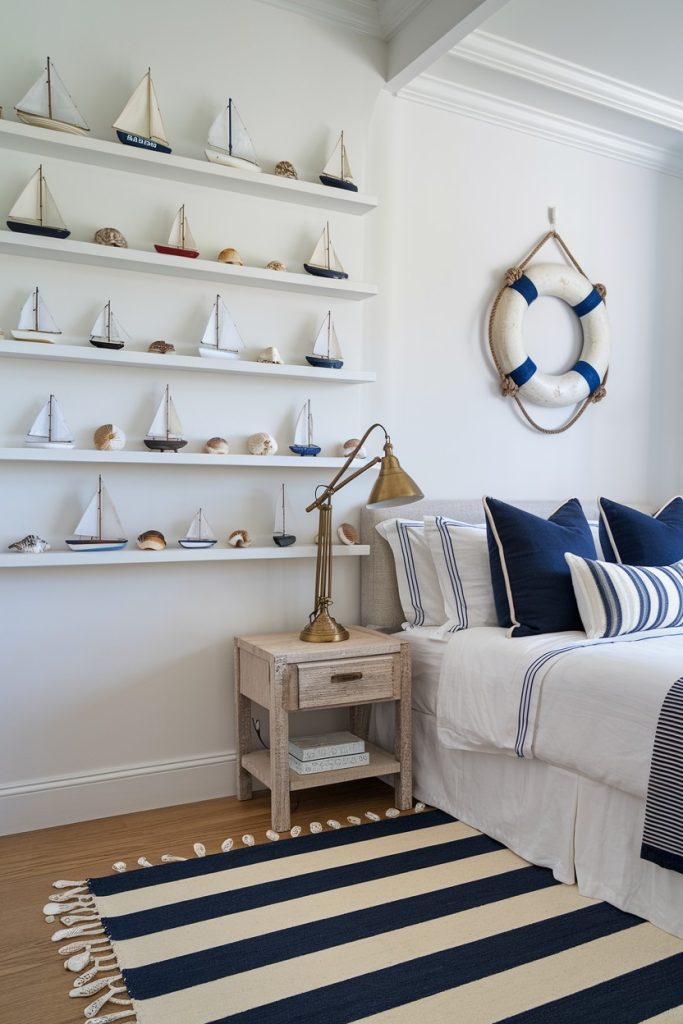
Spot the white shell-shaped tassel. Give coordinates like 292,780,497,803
54,880,87,889
290,826,302,838
347,815,361,825
49,886,88,902
84,986,127,1018
89,1012,136,1024
60,940,109,957
52,925,103,941
365,811,380,822
45,898,90,915
161,854,186,863
193,843,206,858
70,975,121,997
326,819,342,830
415,802,426,812
65,950,92,972
60,913,98,926
112,862,127,873
385,807,400,818
266,829,279,841
75,956,117,987
221,838,234,852
242,834,255,847
137,857,153,868
309,821,323,834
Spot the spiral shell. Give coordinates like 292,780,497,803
148,340,175,354
94,227,128,248
247,432,278,455
341,438,367,459
337,523,358,546
217,247,243,265
137,530,166,551
228,530,251,548
204,436,229,455
274,160,297,179
257,346,283,365
93,424,126,451
8,534,50,553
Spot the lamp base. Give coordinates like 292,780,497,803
300,608,350,643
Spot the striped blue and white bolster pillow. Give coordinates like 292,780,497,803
565,552,683,639
375,519,445,628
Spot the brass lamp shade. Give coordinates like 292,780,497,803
366,440,423,509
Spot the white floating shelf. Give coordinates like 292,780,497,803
0,340,376,384
0,121,377,216
0,447,365,469
0,544,369,569
0,232,377,302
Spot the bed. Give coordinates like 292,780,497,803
361,499,683,938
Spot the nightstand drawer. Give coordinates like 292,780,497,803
295,654,397,709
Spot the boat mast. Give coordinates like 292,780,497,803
48,393,54,442
180,205,185,249
34,287,39,332
326,312,331,358
147,68,152,140
39,164,44,226
106,301,111,342
46,58,53,120
198,507,203,540
215,295,219,346
325,222,330,270
97,475,103,541
281,484,286,535
307,399,312,446
165,384,170,440
340,131,344,180
228,99,233,155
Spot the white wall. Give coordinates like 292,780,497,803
0,0,385,833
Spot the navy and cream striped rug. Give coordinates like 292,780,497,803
49,810,683,1023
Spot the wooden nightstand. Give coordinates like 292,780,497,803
234,626,412,832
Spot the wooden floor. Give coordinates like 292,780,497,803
0,779,401,1024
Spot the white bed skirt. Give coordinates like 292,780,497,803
372,705,683,938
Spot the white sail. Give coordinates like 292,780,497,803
167,396,184,438
323,134,354,182
186,509,216,542
15,60,89,131
48,396,73,442
17,289,61,334
207,106,230,152
207,100,257,164
27,401,50,440
201,296,244,352
40,177,67,230
308,227,329,269
100,485,126,539
8,168,66,229
293,401,314,447
328,240,345,275
90,303,128,344
167,206,197,250
312,313,342,359
147,394,168,438
73,492,99,538
113,71,168,144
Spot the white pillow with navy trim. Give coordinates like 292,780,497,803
375,519,445,629
424,516,498,637
566,552,683,638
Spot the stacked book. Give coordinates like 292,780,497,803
288,731,369,775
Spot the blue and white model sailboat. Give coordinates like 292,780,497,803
306,311,343,369
205,99,261,172
289,399,321,457
303,223,348,280
66,476,128,552
320,132,357,192
7,166,70,239
89,301,128,351
178,508,217,549
113,69,171,153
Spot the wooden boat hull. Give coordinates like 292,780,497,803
198,345,240,360
16,111,89,136
11,330,58,344
144,438,188,453
24,440,74,449
116,130,172,154
154,244,200,259
90,339,125,350
205,148,262,172
273,534,296,547
66,539,128,552
306,355,344,369
319,173,358,193
289,444,321,457
303,263,348,280
178,539,218,549
7,220,70,239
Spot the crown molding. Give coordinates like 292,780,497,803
453,30,683,132
399,74,683,179
377,0,428,39
255,0,382,37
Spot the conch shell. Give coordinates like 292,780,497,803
137,530,166,551
340,438,367,459
148,340,175,354
247,432,278,455
94,227,127,248
228,530,251,548
257,346,283,365
204,437,229,455
337,523,359,546
217,247,243,265
93,424,126,451
8,534,50,553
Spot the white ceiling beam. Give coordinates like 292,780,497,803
385,0,511,93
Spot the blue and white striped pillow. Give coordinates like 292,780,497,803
375,519,445,629
424,516,498,637
565,553,683,638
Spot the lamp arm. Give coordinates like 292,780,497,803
305,422,388,513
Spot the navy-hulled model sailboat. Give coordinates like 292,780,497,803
306,311,343,369
289,399,321,457
7,165,70,239
273,484,296,547
303,222,348,280
205,98,261,172
113,69,171,153
319,132,357,192
89,301,128,351
144,385,188,452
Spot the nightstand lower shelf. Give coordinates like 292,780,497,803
241,741,400,791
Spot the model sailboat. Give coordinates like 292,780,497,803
303,222,348,280
25,394,74,449
12,287,61,343
7,165,70,238
66,476,128,551
144,385,188,452
289,399,321,457
15,57,89,135
89,301,128,350
198,295,244,359
178,508,217,549
155,205,199,258
205,98,261,171
320,132,357,192
273,483,296,547
113,69,171,153
306,311,343,369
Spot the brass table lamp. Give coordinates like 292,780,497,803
300,423,423,643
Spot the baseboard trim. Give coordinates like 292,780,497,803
0,751,237,835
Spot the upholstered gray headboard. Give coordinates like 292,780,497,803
360,498,599,632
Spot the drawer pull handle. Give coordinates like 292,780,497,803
331,671,363,683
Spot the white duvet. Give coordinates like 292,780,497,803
436,626,683,799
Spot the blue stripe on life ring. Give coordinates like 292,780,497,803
572,360,601,394
572,288,602,318
509,275,538,305
509,357,537,387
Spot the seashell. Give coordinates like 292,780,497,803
221,838,234,853
65,950,91,972
193,843,206,857
365,811,380,822
265,260,286,272
204,436,229,455
217,247,243,265
148,340,175,354
242,834,255,847
137,530,166,551
309,821,323,834
326,819,342,830
247,432,278,456
8,534,50,553
93,424,126,451
347,815,361,826
290,825,302,838
337,523,358,546
137,857,153,868
228,529,251,548
415,802,426,812
112,862,126,873
257,346,283,365
266,829,280,841
160,854,186,863
385,807,400,818
94,227,127,248
341,438,367,459
274,160,298,179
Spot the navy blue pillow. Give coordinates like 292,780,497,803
598,496,683,565
484,497,596,637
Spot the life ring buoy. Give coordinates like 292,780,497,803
491,262,610,408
